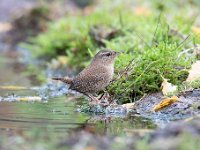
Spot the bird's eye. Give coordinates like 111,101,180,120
105,53,111,57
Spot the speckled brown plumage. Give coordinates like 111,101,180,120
52,49,119,103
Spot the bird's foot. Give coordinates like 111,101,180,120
86,93,115,106
86,93,101,105
89,100,100,105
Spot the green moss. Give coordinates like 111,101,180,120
108,39,193,102
23,0,200,103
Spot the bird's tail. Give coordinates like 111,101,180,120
52,76,73,84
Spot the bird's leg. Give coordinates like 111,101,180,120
98,92,105,100
85,93,100,105
99,91,111,106
99,91,111,101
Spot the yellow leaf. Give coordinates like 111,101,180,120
161,78,178,96
153,96,179,112
16,96,42,102
0,85,27,90
186,61,200,82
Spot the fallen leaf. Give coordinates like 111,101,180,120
0,85,27,90
153,96,179,112
161,78,178,96
186,61,200,82
16,96,42,102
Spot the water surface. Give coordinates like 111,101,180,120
0,53,156,136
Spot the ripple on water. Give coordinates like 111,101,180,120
0,96,90,133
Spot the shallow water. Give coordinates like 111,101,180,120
0,53,156,136
0,96,86,132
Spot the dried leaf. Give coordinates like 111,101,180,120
16,96,42,102
186,61,200,82
153,96,179,112
0,85,27,90
161,78,178,96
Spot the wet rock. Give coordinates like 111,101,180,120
135,90,200,126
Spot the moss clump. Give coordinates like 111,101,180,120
108,42,192,103
24,1,199,103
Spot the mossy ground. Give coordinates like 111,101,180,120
23,0,200,103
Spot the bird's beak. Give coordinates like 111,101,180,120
115,50,124,56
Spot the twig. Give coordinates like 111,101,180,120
122,60,159,97
174,34,191,51
111,58,135,84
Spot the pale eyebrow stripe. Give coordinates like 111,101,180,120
101,52,110,55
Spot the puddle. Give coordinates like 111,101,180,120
0,96,88,132
0,53,156,136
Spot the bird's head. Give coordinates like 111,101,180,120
91,49,120,65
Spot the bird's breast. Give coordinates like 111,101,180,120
107,64,114,75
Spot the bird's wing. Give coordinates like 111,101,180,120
70,68,110,93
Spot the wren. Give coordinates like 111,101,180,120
52,49,119,103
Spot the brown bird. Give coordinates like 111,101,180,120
52,49,119,103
